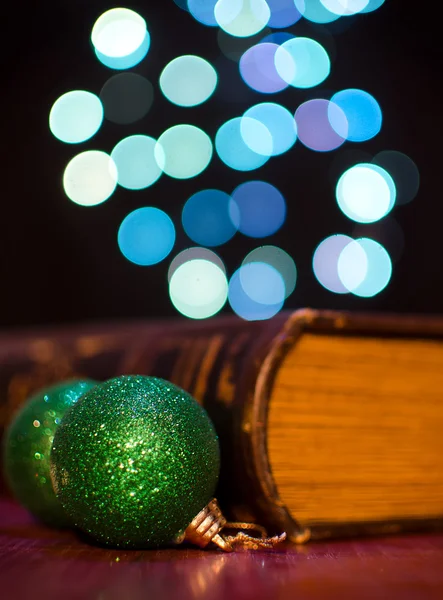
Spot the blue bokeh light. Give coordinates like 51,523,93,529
230,181,286,238
228,266,284,321
331,89,382,142
239,262,286,305
215,117,271,171
260,32,294,45
118,207,176,266
187,0,218,25
182,189,239,247
275,37,331,89
49,91,103,144
244,103,297,156
266,0,302,28
243,246,297,298
111,135,162,190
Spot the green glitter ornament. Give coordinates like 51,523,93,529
50,375,221,549
3,379,97,527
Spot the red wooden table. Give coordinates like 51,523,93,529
1,498,443,600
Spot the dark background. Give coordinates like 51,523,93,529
1,0,441,330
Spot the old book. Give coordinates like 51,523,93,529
1,309,443,542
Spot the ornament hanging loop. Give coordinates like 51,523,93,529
180,499,286,552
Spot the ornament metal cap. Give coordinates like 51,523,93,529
178,499,287,552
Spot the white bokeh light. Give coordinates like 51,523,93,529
91,8,147,58
336,163,396,223
169,259,228,319
63,151,117,206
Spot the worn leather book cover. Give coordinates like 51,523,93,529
1,309,443,542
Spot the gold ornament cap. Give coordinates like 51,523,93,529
177,499,287,552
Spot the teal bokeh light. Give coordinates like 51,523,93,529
160,56,218,107
49,91,103,144
275,37,331,89
293,0,340,23
118,207,176,266
155,125,213,179
215,117,271,171
111,135,162,190
214,0,271,37
244,103,297,156
338,238,392,297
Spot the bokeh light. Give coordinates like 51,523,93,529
230,181,286,237
240,43,289,94
294,0,340,23
229,265,285,321
182,189,239,246
244,103,297,156
361,0,385,13
267,0,302,27
118,207,175,266
155,125,213,179
275,38,331,89
337,163,396,223
337,238,368,292
111,135,162,190
168,248,226,282
243,246,297,298
321,0,369,16
91,9,149,67
353,216,405,264
331,89,382,142
188,0,218,26
94,32,150,70
260,31,294,44
63,151,117,207
169,259,228,319
214,0,271,37
100,73,153,125
295,99,348,152
215,117,271,171
217,27,271,61
313,235,353,294
49,91,103,144
239,262,286,304
372,150,420,205
338,238,392,297
160,56,218,107
173,0,190,10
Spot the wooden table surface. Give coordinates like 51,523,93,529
1,498,443,600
